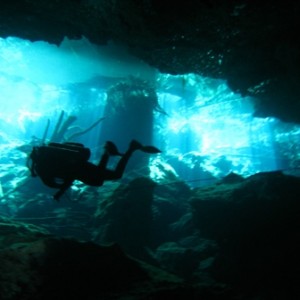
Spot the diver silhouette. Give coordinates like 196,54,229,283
28,140,161,200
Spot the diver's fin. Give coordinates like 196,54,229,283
129,140,143,151
129,140,161,154
140,145,161,154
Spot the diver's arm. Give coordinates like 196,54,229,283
53,179,73,201
41,176,63,188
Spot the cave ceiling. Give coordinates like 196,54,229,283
1,0,300,123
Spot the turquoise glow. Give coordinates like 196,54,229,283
152,74,300,183
1,37,300,187
0,36,156,144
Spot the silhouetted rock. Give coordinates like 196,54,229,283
190,171,300,298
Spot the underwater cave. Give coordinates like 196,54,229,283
1,36,300,192
1,2,300,299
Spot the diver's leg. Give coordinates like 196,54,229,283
103,140,143,180
101,150,133,180
97,151,109,169
112,149,133,179
53,179,74,201
79,140,161,185
97,141,123,168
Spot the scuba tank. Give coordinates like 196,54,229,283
47,142,91,161
28,142,91,177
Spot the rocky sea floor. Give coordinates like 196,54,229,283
1,145,300,299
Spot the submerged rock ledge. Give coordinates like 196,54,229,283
0,218,229,300
1,171,300,299
190,171,300,297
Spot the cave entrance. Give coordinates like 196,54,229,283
1,36,300,191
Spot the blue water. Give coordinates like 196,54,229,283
1,35,300,204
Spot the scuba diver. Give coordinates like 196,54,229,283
28,140,161,200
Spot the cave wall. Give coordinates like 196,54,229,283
1,0,300,123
